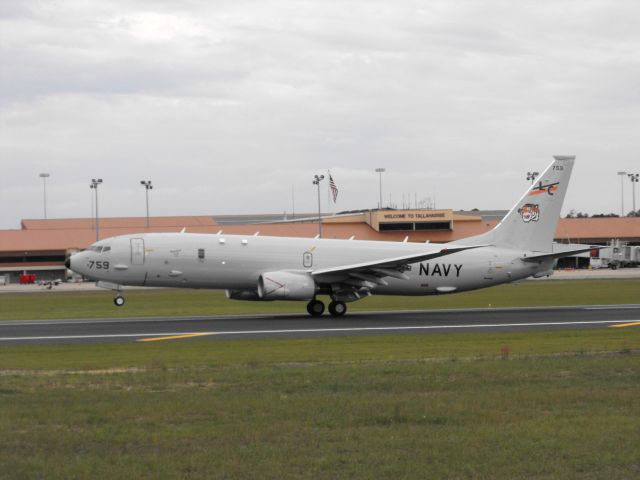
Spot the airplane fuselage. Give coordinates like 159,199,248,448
70,232,552,297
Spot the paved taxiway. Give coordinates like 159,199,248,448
1,305,639,345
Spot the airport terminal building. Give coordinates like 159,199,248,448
0,210,638,283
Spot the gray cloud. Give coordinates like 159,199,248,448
1,0,639,228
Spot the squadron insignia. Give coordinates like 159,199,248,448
518,203,540,223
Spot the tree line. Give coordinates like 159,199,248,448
565,209,640,218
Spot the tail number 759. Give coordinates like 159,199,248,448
87,261,110,270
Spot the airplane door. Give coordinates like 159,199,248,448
485,260,494,280
485,256,506,281
131,238,145,265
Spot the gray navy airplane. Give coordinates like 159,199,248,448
67,155,592,317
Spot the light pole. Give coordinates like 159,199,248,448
629,173,639,214
526,171,539,185
313,174,324,238
617,171,627,216
375,168,385,209
140,180,153,228
39,173,50,219
90,178,103,242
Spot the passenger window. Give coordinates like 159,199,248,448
198,248,205,260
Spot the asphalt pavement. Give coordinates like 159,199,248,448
1,305,639,345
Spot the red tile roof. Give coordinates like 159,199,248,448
21,216,217,230
555,218,640,242
3,216,220,252
0,216,638,254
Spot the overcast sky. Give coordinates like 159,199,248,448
1,0,639,229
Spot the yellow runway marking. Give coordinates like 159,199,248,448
610,322,640,328
137,333,214,342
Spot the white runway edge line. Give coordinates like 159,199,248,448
585,306,640,310
2,305,639,327
0,319,638,342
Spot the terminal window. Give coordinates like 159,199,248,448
379,222,414,231
414,222,451,231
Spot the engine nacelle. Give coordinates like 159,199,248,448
225,289,264,301
258,271,316,300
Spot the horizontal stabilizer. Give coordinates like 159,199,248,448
521,247,599,263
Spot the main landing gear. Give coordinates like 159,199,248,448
328,301,347,317
113,295,125,307
306,299,347,317
306,299,324,316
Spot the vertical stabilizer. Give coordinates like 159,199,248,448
455,156,575,253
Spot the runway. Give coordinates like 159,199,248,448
1,304,639,345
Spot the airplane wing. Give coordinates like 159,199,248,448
312,245,484,283
521,246,599,263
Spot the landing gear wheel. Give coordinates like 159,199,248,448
114,295,125,307
306,299,325,317
328,301,347,317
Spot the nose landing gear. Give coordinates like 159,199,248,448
96,281,125,307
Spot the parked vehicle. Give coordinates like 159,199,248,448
590,240,639,269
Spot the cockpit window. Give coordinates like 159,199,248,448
87,245,111,253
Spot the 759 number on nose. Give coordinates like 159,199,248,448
87,261,110,270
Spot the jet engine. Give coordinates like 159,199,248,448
225,289,263,301
258,271,316,300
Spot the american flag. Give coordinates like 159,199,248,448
329,173,339,203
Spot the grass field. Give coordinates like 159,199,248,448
1,330,640,479
1,279,639,320
1,279,640,478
